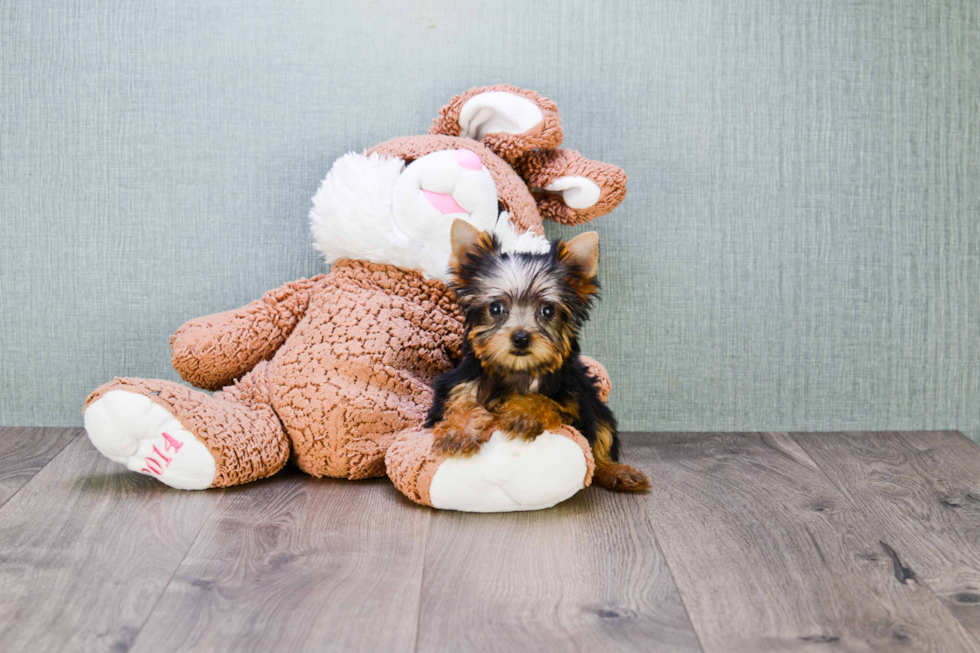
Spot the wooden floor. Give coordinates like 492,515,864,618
2,430,980,652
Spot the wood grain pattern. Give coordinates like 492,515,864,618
791,431,980,638
0,427,78,507
416,474,702,653
6,429,980,652
632,432,980,653
128,469,430,653
0,434,221,653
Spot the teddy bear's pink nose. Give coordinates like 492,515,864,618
455,149,483,171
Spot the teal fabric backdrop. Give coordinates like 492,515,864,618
2,1,979,440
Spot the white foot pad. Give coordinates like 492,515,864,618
428,430,588,512
84,390,216,490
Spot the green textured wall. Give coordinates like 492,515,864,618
2,0,979,439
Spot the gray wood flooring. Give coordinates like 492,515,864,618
1,429,979,652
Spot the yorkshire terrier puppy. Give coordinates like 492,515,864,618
425,219,651,492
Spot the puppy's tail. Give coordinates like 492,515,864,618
594,462,651,492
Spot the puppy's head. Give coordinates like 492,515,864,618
449,219,600,376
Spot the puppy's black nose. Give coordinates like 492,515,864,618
511,330,531,349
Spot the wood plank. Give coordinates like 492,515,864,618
0,435,221,653
891,431,980,534
416,461,702,653
128,469,430,653
791,431,980,638
0,427,79,507
634,432,980,653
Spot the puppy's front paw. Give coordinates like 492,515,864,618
495,394,566,441
432,408,494,457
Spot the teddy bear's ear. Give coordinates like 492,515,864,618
430,85,563,162
514,149,627,225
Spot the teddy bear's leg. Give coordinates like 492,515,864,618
83,363,289,489
385,425,595,512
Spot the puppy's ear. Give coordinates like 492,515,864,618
514,149,627,225
430,85,563,162
450,218,484,267
564,231,600,279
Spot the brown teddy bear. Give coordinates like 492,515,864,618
83,85,626,512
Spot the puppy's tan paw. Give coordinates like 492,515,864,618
432,408,494,457
495,394,566,441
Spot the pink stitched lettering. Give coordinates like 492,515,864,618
162,432,183,453
145,457,164,475
140,434,185,477
153,444,172,465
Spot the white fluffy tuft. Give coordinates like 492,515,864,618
309,152,549,282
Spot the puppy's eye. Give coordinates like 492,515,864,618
540,304,556,319
489,301,505,317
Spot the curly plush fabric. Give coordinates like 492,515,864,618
429,84,565,163
264,260,464,479
580,356,611,403
384,427,444,505
514,149,628,225
171,276,328,391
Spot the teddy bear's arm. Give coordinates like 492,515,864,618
579,355,611,403
170,275,328,391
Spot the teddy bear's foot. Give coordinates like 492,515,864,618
84,369,290,489
84,389,216,489
386,425,595,512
